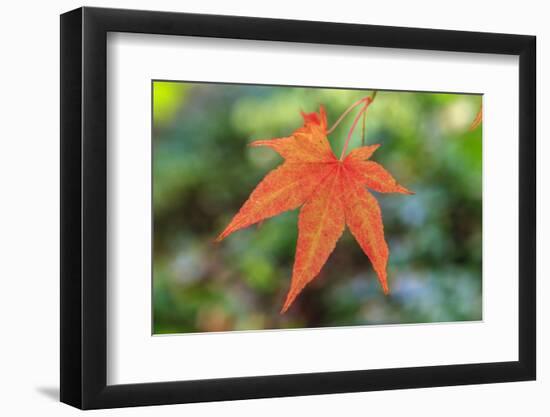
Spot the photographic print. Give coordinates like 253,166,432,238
152,81,482,335
60,9,536,407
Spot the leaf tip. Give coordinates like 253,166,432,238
399,185,415,195
280,301,291,314
248,140,262,148
369,144,382,158
300,109,320,126
214,231,227,243
280,290,297,314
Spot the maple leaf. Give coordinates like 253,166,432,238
216,104,412,313
469,105,482,131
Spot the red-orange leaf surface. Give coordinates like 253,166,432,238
216,106,412,312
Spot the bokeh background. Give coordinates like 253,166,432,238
152,81,482,334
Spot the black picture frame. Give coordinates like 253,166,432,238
60,6,536,410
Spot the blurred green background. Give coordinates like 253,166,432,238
152,80,482,334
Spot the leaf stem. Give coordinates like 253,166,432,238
338,91,377,160
326,91,378,160
339,99,370,160
326,97,366,135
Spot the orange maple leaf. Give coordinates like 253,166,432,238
216,103,412,313
469,105,482,131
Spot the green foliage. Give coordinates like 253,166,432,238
153,81,189,126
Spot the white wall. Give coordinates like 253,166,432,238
0,0,545,415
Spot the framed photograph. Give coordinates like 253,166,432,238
60,6,536,409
